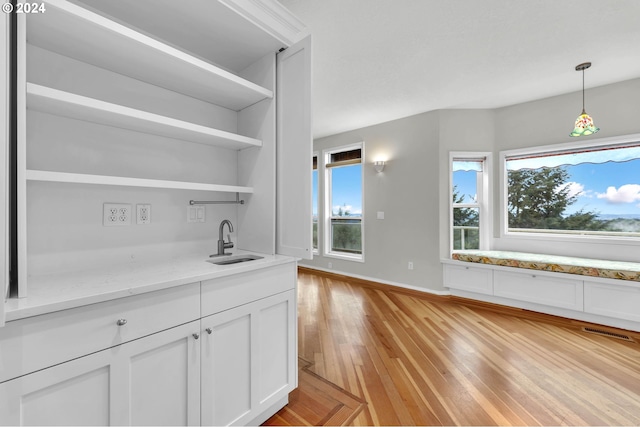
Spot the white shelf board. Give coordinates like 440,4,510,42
27,83,262,150
27,0,273,111
26,170,254,193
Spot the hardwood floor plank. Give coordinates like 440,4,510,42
267,268,640,426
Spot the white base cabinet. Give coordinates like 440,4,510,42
0,321,201,426
201,290,296,426
443,260,640,332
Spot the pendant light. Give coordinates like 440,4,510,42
570,62,599,137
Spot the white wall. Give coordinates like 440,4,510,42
301,111,445,291
303,77,640,292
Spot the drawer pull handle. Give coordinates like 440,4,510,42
116,319,127,326
192,333,200,340
206,328,213,335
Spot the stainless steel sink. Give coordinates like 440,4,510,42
207,254,263,266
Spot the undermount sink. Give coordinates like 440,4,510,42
207,254,264,266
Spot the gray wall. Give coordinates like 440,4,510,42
302,77,640,292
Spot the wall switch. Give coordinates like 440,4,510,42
103,203,132,226
377,211,385,220
187,205,205,223
408,261,414,270
136,204,151,224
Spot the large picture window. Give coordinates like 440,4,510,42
503,137,640,238
324,144,363,260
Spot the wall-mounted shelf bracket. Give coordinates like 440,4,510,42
190,193,245,205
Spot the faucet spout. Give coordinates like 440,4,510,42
213,220,234,257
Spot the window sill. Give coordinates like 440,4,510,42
323,251,364,263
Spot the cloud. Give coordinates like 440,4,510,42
556,181,585,198
333,204,362,215
596,184,640,204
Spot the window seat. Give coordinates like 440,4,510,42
452,250,640,282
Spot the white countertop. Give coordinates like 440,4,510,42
5,251,296,322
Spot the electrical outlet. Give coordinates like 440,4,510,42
137,204,151,224
187,205,205,223
103,203,132,226
408,261,414,270
328,262,332,269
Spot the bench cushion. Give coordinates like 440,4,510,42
452,250,640,282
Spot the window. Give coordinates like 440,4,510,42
450,153,490,252
324,144,364,260
503,137,640,239
312,154,318,253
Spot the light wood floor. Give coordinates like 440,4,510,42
278,268,640,426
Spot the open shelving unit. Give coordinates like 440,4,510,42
26,170,254,193
27,0,274,110
27,83,263,150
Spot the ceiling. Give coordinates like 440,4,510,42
278,0,640,139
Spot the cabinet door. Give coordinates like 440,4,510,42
201,289,296,426
0,321,201,426
123,322,201,426
276,35,312,259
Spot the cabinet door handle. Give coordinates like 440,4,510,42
116,319,127,326
192,333,200,340
206,328,213,335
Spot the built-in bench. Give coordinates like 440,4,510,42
442,250,640,332
451,250,640,282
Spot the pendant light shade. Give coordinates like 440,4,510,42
570,62,599,137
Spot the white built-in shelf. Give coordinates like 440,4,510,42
26,170,254,193
27,84,262,150
27,0,273,111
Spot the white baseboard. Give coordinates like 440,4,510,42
299,264,451,296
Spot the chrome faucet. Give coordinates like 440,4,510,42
212,219,234,257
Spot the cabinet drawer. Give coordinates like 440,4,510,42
444,264,493,295
0,282,200,383
201,263,296,317
493,270,583,310
584,281,640,322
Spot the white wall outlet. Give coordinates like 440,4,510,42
408,261,414,270
377,211,385,220
136,204,151,224
328,262,332,269
103,203,132,226
187,205,205,223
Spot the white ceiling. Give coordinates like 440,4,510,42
278,0,640,139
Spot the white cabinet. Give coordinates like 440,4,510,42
493,270,583,311
584,280,640,322
201,290,296,426
443,263,493,295
0,321,201,426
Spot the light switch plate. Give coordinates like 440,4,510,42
377,211,385,220
187,205,205,223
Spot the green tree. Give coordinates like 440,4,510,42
507,166,602,230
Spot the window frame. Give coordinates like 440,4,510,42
500,132,640,245
323,142,365,262
312,151,319,255
449,151,492,253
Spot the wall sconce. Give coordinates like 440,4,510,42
373,161,385,173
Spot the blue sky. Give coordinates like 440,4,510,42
454,158,640,218
312,165,362,217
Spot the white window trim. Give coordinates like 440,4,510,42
312,150,319,256
500,132,640,246
323,142,365,262
449,151,492,253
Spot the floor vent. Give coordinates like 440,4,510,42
582,327,635,342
